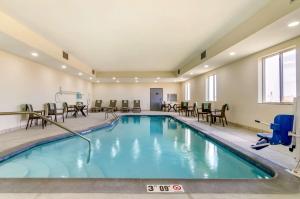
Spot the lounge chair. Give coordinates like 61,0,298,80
105,100,117,112
197,102,211,122
63,102,76,118
251,114,294,150
46,103,65,122
187,102,198,117
121,100,129,112
209,104,229,127
132,100,141,113
91,100,103,112
76,102,89,115
25,104,45,130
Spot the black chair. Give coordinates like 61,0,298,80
47,103,64,122
25,104,44,130
197,103,211,122
178,101,188,116
210,104,229,127
63,102,76,118
76,102,89,115
91,100,103,112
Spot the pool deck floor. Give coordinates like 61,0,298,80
0,111,299,199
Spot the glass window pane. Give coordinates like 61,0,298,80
209,76,214,101
282,49,296,102
263,54,280,102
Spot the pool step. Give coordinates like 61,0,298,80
15,159,50,177
0,162,28,178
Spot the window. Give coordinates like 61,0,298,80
262,49,296,103
206,75,216,101
184,82,190,101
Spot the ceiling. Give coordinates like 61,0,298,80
0,0,270,72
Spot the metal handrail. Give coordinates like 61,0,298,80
0,111,91,163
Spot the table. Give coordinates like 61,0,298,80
73,105,87,117
167,103,179,112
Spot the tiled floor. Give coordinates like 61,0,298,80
0,111,299,198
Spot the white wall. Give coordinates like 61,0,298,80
93,83,181,110
182,36,300,130
0,50,93,133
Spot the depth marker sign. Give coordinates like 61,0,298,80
146,184,184,193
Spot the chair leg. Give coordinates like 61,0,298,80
198,114,199,122
62,114,65,122
210,116,212,126
55,115,57,122
26,118,31,130
66,112,68,118
30,119,33,127
221,118,225,127
225,117,228,125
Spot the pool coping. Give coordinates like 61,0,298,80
0,114,299,194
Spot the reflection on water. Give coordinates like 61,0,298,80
205,141,218,171
132,139,140,160
133,116,140,124
167,118,177,130
150,117,163,136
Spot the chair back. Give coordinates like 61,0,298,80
122,100,129,108
25,104,34,112
220,104,229,117
181,101,188,109
62,102,68,112
76,102,84,106
109,100,117,107
95,100,102,108
202,103,211,113
133,100,140,108
47,103,57,115
271,114,294,145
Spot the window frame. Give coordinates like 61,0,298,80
205,74,217,102
261,48,296,104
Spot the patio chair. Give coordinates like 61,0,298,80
76,102,89,115
62,102,76,118
178,101,188,116
46,103,65,122
91,100,103,112
132,100,141,113
187,102,198,117
197,103,211,122
25,104,45,130
209,104,229,127
106,100,117,112
121,100,130,112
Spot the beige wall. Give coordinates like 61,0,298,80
182,37,300,130
0,50,93,133
93,83,181,110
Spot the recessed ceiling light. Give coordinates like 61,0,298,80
61,65,67,69
135,80,139,83
204,65,209,68
134,77,138,80
31,52,39,57
96,80,100,83
78,72,83,76
154,80,158,83
112,77,116,80
229,52,236,56
89,77,93,80
116,80,120,83
288,21,300,27
156,77,160,80
190,72,194,75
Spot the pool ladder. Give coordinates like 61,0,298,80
0,111,92,163
105,111,119,120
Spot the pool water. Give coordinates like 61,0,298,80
0,116,271,179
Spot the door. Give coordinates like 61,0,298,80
150,88,163,111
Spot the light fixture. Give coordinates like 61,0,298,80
61,65,67,69
116,80,120,83
89,77,93,80
112,77,116,80
288,21,300,27
154,80,158,83
31,52,39,57
156,77,160,80
135,80,139,83
78,72,83,76
204,64,209,68
96,80,100,83
190,72,194,75
229,52,236,56
134,77,138,80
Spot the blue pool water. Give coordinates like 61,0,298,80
0,116,271,179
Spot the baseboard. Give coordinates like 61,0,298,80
228,121,272,133
0,124,26,135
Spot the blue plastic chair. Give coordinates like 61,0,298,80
252,114,294,150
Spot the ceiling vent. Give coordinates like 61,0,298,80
62,51,69,60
